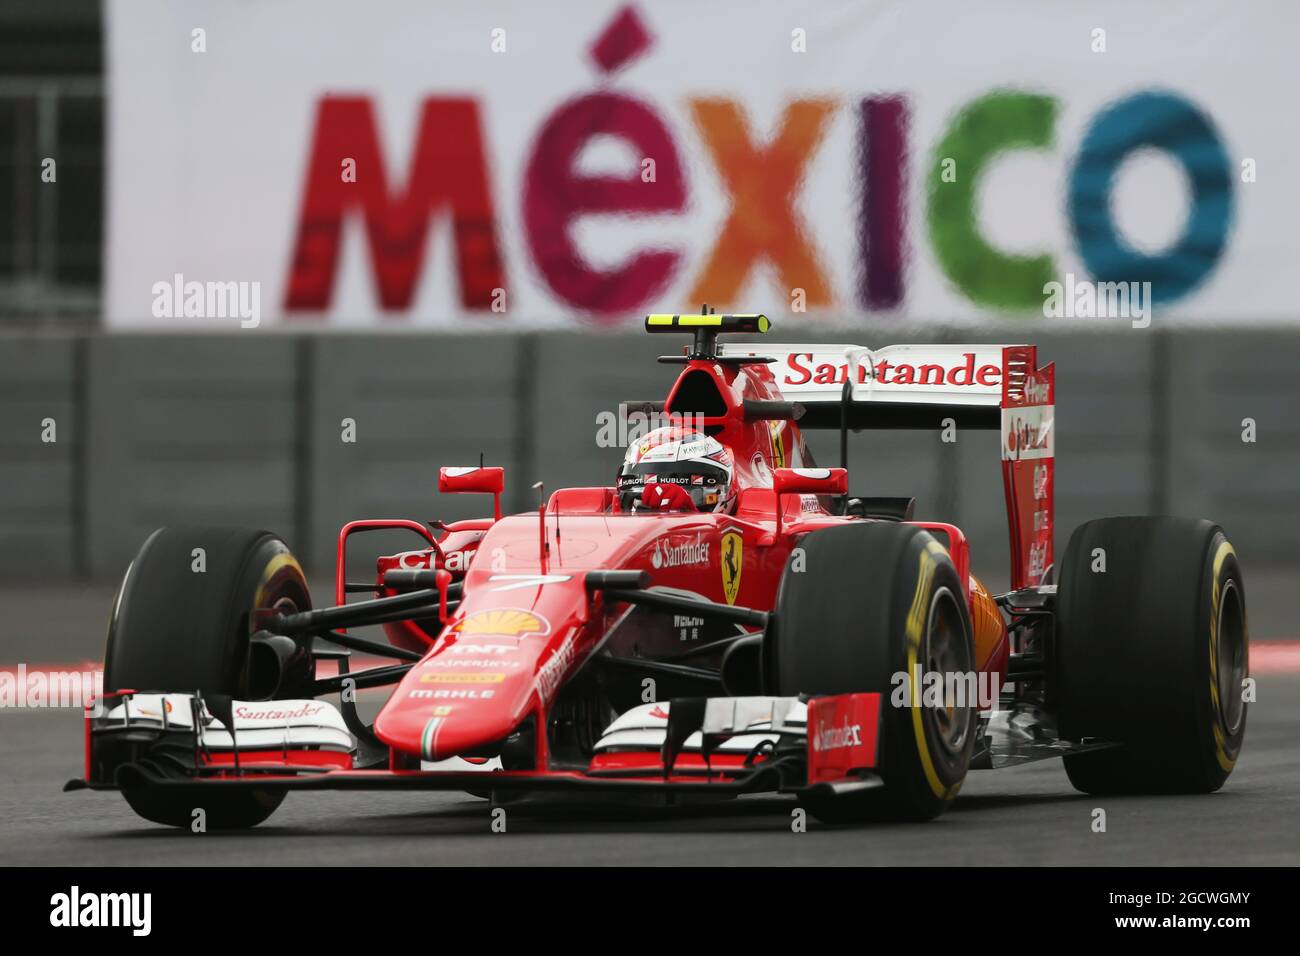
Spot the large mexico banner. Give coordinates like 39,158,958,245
105,0,1297,329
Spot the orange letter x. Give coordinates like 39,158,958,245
688,99,836,306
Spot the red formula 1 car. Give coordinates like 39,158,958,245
70,314,1250,827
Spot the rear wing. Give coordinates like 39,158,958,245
719,342,1054,590
719,343,1003,428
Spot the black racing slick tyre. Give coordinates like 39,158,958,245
104,526,313,828
767,523,977,823
1056,517,1248,795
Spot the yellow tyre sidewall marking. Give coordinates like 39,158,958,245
1208,540,1237,773
905,539,958,800
255,552,305,608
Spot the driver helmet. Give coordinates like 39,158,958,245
617,426,735,513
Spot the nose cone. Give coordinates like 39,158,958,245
373,592,588,762
373,650,538,762
372,514,655,763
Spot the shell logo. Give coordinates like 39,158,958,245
451,608,551,639
136,698,175,719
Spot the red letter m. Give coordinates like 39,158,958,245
284,97,504,313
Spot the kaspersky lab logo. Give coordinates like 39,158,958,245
651,534,710,569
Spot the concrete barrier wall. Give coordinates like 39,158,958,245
83,336,302,580
1,328,1296,587
1165,332,1300,562
308,335,525,577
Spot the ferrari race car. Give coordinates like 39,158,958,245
69,314,1250,827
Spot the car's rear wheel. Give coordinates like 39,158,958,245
105,526,312,828
766,523,976,822
1055,516,1248,794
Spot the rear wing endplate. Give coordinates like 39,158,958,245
1001,345,1054,590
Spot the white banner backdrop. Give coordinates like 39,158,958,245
105,0,1299,328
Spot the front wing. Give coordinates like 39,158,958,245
67,691,885,800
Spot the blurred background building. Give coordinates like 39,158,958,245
0,0,101,324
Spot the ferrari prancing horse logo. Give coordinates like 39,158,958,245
721,531,743,605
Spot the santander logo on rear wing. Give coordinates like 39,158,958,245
720,341,1055,590
719,343,1006,407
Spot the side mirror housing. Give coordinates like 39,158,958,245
438,466,505,521
770,467,848,539
772,467,848,498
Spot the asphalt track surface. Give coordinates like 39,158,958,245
1,582,1297,866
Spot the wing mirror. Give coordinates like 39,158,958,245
772,467,848,497
771,467,848,537
438,466,505,521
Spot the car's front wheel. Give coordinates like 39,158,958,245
766,523,977,822
104,526,312,828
